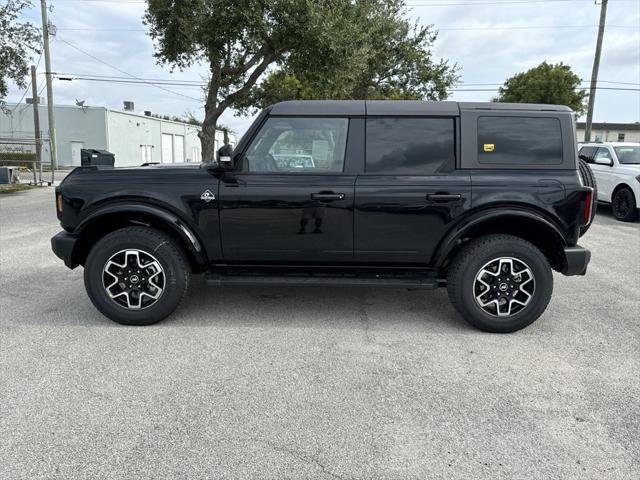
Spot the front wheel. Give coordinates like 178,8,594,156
84,227,191,325
447,235,553,333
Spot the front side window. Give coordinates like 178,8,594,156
366,118,455,174
478,116,563,165
594,147,612,162
242,117,348,173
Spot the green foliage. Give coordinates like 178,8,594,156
495,62,587,115
241,1,458,110
144,0,457,158
0,0,41,108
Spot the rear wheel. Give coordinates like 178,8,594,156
447,235,553,333
578,158,597,236
84,227,190,325
611,187,638,222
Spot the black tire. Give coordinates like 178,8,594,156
611,187,638,222
578,158,597,236
84,227,190,325
447,234,553,333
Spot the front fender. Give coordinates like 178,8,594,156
76,202,207,264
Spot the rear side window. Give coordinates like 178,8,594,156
478,116,562,165
366,118,455,174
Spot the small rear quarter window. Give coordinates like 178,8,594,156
478,116,563,165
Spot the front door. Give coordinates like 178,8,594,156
355,117,471,265
219,116,355,263
591,147,614,199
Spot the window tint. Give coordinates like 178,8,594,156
243,117,348,173
366,118,455,174
478,116,562,165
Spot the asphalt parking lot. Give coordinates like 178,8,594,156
1,186,638,480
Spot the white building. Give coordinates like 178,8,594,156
0,103,236,167
576,122,640,143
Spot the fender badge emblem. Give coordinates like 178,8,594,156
200,190,215,202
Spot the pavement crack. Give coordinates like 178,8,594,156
257,439,354,480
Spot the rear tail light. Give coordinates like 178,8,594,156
583,188,594,224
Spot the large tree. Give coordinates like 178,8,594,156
495,61,587,114
145,0,457,161
0,0,41,109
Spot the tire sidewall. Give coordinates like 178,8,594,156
84,229,188,325
454,241,553,333
612,188,637,222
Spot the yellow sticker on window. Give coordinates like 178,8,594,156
483,143,495,152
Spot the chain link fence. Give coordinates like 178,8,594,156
0,135,51,184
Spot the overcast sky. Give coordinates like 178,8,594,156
6,0,640,135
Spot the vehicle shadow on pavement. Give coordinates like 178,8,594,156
5,266,470,332
168,276,472,332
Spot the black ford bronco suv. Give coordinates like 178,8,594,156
52,101,595,332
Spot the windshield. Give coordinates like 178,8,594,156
614,146,640,164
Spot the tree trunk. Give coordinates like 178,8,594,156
200,73,222,162
199,118,220,162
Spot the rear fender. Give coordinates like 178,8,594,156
433,208,567,270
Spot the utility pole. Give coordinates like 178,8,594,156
40,0,57,183
30,65,42,184
584,0,608,142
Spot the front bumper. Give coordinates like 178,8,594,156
561,246,591,276
51,231,81,269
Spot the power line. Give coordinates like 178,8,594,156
55,37,203,102
53,74,640,92
53,72,640,88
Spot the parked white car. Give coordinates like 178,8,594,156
578,142,640,221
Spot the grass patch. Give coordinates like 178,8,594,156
0,184,41,194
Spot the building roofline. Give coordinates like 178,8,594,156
2,102,220,131
576,121,640,131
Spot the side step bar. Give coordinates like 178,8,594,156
205,272,438,289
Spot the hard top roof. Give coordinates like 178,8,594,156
269,100,573,116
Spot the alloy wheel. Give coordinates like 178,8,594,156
473,257,535,317
102,249,165,310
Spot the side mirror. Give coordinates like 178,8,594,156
216,144,234,167
594,157,613,166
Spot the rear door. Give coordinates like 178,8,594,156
219,116,356,263
355,117,471,264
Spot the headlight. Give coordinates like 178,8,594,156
636,175,640,183
56,193,64,213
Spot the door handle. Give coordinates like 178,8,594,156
311,192,345,202
426,193,462,202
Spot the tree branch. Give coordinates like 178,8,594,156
221,48,268,77
220,51,276,109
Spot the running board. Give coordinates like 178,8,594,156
205,272,438,289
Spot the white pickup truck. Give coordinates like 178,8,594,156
578,142,640,222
